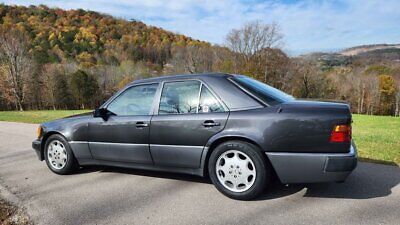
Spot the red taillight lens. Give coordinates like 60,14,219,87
330,124,351,143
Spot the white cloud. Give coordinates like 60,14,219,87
2,0,400,54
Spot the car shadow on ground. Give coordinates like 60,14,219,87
256,162,400,201
75,162,399,201
75,165,212,184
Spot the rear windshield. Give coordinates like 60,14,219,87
230,76,294,106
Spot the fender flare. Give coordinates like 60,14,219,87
200,133,268,176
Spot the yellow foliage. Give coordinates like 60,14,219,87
118,76,134,89
379,74,397,95
48,32,56,41
76,52,96,67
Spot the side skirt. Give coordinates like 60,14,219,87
77,158,204,177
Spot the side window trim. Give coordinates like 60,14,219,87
104,82,160,116
150,82,164,115
196,83,203,114
200,82,229,112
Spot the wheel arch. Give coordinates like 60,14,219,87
40,131,65,160
202,135,274,177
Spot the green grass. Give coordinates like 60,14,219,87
352,114,400,166
0,110,90,124
0,110,398,165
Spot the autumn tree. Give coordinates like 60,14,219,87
0,29,33,111
170,42,214,74
395,87,400,116
226,21,282,61
225,20,284,80
42,64,75,110
290,59,336,99
0,72,14,110
26,69,43,110
212,46,236,74
378,74,397,115
363,74,380,115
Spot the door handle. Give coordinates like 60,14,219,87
135,122,148,128
202,120,220,127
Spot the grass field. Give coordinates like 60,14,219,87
0,110,398,165
352,114,400,166
0,110,91,124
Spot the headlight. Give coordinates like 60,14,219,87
37,126,42,138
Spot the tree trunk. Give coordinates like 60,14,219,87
360,86,364,114
12,90,24,111
395,92,399,117
17,100,23,111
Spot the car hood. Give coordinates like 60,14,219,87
41,111,93,128
64,111,93,118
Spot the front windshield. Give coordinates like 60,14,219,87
231,76,294,105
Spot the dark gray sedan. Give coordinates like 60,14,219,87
32,73,357,200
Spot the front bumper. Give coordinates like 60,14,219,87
266,142,357,184
32,139,43,161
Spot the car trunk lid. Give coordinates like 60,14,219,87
269,100,352,153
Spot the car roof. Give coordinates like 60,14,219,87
118,72,262,111
130,73,234,84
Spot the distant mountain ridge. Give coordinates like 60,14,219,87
340,44,400,56
299,44,400,67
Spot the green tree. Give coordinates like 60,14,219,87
70,70,98,109
55,73,75,109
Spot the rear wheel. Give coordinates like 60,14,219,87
44,134,79,175
208,141,271,200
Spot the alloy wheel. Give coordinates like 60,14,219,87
215,150,256,192
47,140,68,170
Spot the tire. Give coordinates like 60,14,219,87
44,134,79,175
208,141,272,200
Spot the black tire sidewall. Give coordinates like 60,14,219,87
44,134,78,175
208,141,270,200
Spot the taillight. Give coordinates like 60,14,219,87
330,124,351,143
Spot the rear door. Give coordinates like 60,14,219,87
88,83,159,164
149,80,229,168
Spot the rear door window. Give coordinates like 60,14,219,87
198,86,224,113
159,81,201,114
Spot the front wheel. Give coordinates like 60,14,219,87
44,134,79,175
208,141,272,200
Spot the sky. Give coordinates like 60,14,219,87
2,0,400,55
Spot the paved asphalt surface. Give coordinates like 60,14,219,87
0,121,399,225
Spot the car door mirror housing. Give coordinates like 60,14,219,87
93,108,111,121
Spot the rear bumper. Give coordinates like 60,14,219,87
266,141,357,184
32,139,43,161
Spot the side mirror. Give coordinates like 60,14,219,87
93,108,110,121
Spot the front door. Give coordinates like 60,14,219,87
150,80,229,168
88,83,159,164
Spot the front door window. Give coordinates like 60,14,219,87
107,83,158,116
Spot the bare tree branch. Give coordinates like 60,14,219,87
0,29,32,111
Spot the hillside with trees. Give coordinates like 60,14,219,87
0,4,399,116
